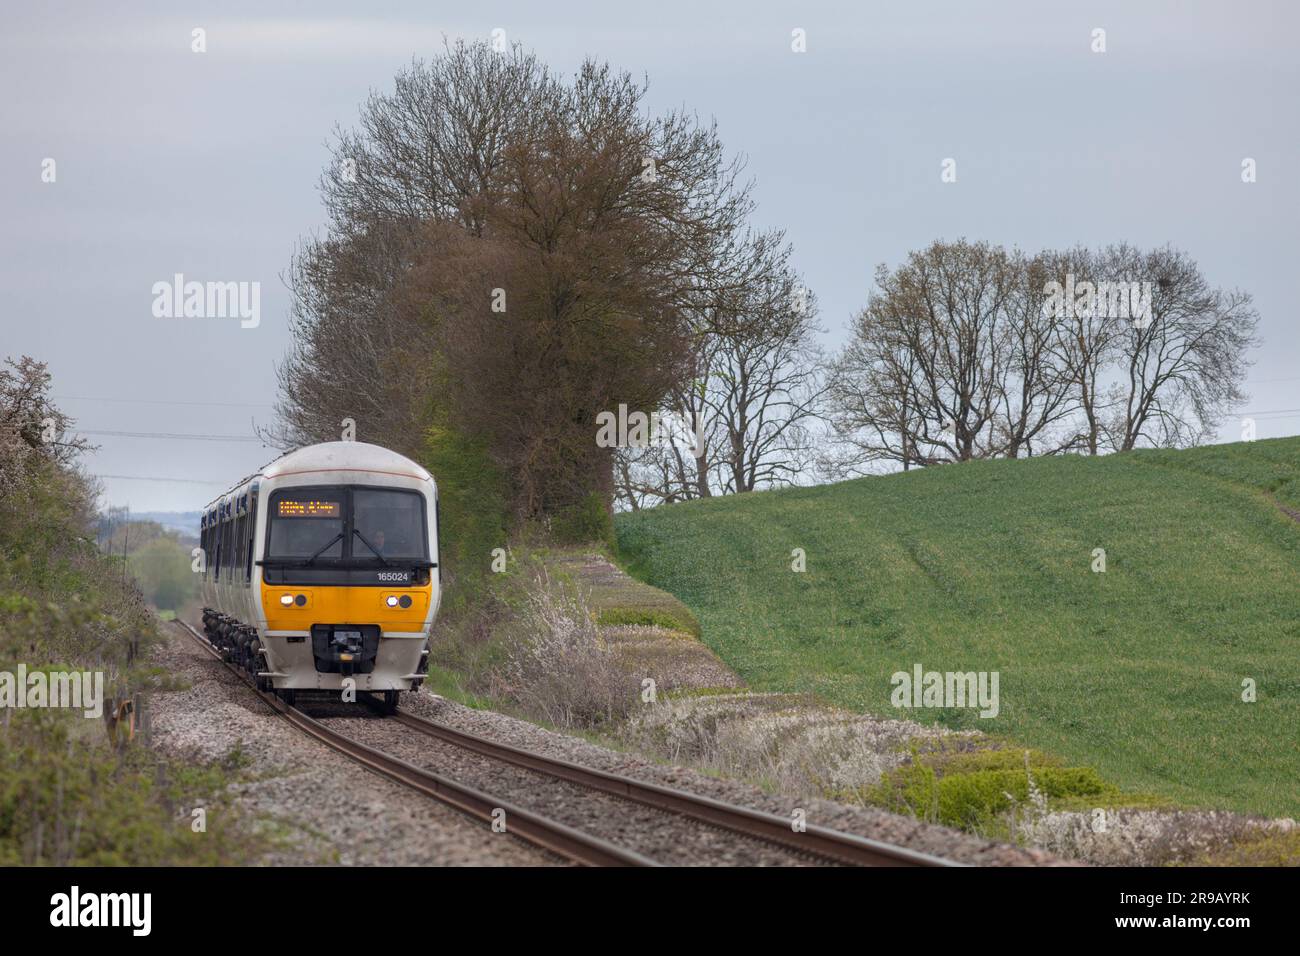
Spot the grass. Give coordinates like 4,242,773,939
615,437,1300,819
545,548,701,637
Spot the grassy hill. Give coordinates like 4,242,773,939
615,437,1300,818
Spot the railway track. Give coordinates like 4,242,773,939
174,619,958,867
174,620,650,866
378,704,956,867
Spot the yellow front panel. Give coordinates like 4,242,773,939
261,582,432,632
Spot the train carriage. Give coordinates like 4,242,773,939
199,441,440,708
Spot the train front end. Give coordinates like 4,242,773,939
252,443,440,705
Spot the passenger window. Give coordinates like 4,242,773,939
246,491,258,582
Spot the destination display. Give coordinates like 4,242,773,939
276,499,341,518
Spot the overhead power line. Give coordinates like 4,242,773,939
93,474,227,485
80,429,268,443
54,394,275,409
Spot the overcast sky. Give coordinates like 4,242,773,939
2,0,1296,512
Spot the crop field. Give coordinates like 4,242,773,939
615,438,1300,817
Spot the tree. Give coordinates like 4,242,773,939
129,537,196,611
995,252,1077,458
268,41,560,455
1042,245,1116,455
826,240,1020,471
705,251,825,493
274,42,758,525
612,232,825,505
1103,245,1259,450
827,240,1260,470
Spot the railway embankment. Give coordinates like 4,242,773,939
432,545,1299,866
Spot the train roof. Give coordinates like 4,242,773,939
203,442,432,510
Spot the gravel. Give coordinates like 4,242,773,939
397,689,1062,866
152,619,1055,866
311,706,832,866
148,624,560,866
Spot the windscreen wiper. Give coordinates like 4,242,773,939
303,532,344,565
352,529,390,566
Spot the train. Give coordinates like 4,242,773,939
198,441,440,708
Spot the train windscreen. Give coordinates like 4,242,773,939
267,491,345,560
352,488,427,561
265,487,426,564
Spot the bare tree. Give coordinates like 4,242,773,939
321,40,559,237
264,221,438,455
1042,245,1117,455
827,240,1019,470
407,57,752,519
706,250,825,493
995,251,1078,457
0,356,93,499
271,42,759,523
612,233,825,505
268,41,559,453
1103,245,1259,450
828,240,1260,470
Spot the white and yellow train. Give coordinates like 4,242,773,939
199,441,440,708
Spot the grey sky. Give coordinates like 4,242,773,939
2,0,1296,512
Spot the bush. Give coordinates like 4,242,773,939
421,423,509,604
0,709,260,865
549,492,614,547
496,572,634,729
868,750,1115,831
0,354,262,865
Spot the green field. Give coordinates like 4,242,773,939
615,438,1300,818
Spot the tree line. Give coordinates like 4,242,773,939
824,240,1259,475
271,40,1260,527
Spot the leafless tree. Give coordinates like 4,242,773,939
706,249,825,493
1042,245,1117,455
270,42,758,523
1102,245,1259,450
826,240,1019,470
995,251,1079,457
267,41,558,453
612,232,825,505
828,239,1260,470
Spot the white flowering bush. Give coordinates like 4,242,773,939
497,573,635,729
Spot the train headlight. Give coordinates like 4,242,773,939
280,594,294,606
386,595,399,607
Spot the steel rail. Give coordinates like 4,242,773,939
381,706,961,867
173,620,655,867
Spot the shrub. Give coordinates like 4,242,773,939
868,750,1115,831
497,572,634,729
0,709,261,865
549,492,614,547
421,423,509,605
